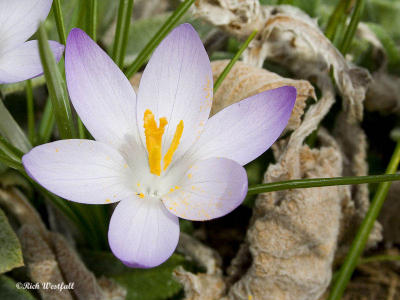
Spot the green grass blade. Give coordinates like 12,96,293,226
38,24,76,139
53,0,67,45
339,0,366,55
112,0,134,67
88,0,98,41
26,80,35,145
327,141,400,300
247,173,400,195
125,0,195,78
0,96,31,153
38,98,55,144
325,0,351,42
213,30,257,93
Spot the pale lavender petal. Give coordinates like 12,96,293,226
0,0,53,53
162,158,247,221
22,140,137,204
0,40,64,84
66,28,138,150
108,197,179,268
137,23,213,164
190,86,296,166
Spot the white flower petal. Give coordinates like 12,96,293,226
162,158,248,221
109,197,179,268
22,140,137,204
0,0,53,53
137,24,213,165
0,41,64,84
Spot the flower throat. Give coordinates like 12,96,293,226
143,109,184,176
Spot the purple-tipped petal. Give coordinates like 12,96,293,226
108,197,179,268
22,140,136,205
190,86,296,166
162,158,248,221
0,0,53,53
0,40,64,84
137,23,213,163
66,28,138,150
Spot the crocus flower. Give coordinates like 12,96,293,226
23,24,296,268
0,0,64,84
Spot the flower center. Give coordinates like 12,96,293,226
143,109,184,176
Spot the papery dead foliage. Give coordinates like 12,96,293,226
210,60,315,131
174,233,226,300
365,72,400,114
225,83,345,300
0,187,126,300
193,0,371,122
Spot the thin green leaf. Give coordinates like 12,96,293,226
88,0,98,41
359,254,400,265
112,0,134,67
327,141,400,300
38,98,56,144
26,80,35,145
213,30,258,93
0,275,35,300
325,0,351,42
53,0,67,45
0,97,31,153
247,173,400,195
125,0,196,78
38,23,76,139
339,0,366,55
0,208,23,274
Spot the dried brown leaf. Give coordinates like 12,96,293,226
211,60,315,131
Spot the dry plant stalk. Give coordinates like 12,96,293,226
192,0,371,122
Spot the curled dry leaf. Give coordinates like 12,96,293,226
177,232,223,275
0,187,125,300
18,225,73,300
211,60,315,131
51,233,104,300
192,0,371,122
0,187,48,240
224,83,343,300
173,266,226,300
365,71,400,114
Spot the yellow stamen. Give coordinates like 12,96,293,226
143,110,167,176
143,109,184,176
163,120,184,171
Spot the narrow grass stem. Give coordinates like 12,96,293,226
325,0,351,42
53,0,67,45
112,0,134,67
38,98,55,144
247,173,400,195
213,30,258,93
26,80,35,145
327,141,400,300
125,0,195,78
339,0,366,55
88,0,98,41
359,255,400,265
38,24,76,139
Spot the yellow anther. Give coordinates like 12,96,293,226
143,109,167,176
163,120,184,171
105,199,111,203
143,109,184,176
138,193,145,198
